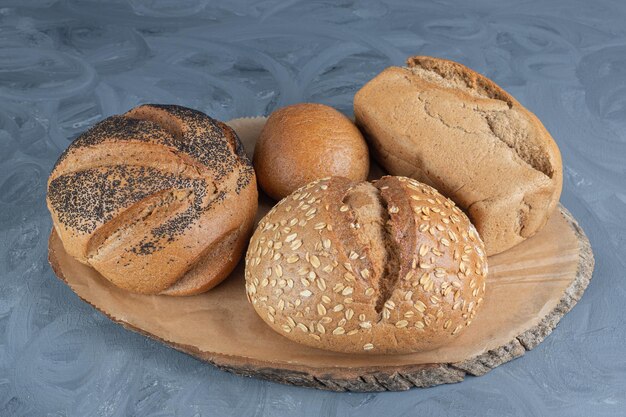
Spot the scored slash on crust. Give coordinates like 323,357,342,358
244,176,487,354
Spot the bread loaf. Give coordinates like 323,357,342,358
245,176,487,354
354,56,563,255
253,103,369,200
47,104,257,295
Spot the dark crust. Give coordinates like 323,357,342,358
48,104,254,256
48,165,206,236
48,205,594,392
53,105,253,185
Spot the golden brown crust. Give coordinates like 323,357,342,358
253,103,369,200
245,176,487,354
354,56,563,255
46,104,257,295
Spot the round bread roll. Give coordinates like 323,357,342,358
245,176,487,354
253,103,369,200
354,56,563,255
47,104,257,295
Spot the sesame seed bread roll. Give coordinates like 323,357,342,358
47,104,257,295
354,56,563,255
245,176,487,354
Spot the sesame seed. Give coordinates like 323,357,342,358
396,320,409,328
320,316,332,324
321,295,331,304
414,300,426,312
314,222,326,230
360,321,372,329
360,269,371,279
443,319,452,329
340,205,349,212
310,255,321,268
291,240,302,250
282,325,292,333
345,309,354,320
300,290,312,297
333,304,344,312
363,343,374,351
287,255,299,263
419,244,429,256
285,233,297,243
389,206,399,214
297,323,308,332
317,323,326,333
365,288,375,296
415,321,425,329
322,238,331,249
316,278,327,291
341,287,353,296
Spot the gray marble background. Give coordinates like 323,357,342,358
0,0,624,415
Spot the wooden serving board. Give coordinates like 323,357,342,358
47,118,595,392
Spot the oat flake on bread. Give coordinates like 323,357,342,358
245,176,487,354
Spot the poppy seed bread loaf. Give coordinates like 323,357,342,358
245,176,487,354
354,56,563,255
47,104,257,295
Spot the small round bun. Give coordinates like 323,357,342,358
253,103,369,200
245,176,487,354
47,104,257,296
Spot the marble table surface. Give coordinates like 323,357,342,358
1,0,624,415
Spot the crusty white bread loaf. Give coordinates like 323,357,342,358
354,56,563,255
47,104,257,295
245,176,487,354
